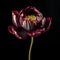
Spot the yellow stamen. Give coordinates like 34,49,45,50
25,15,36,21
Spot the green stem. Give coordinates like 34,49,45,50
28,37,34,60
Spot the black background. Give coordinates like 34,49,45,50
0,0,60,60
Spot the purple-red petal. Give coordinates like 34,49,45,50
45,17,52,31
8,26,22,39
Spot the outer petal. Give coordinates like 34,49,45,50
27,28,45,37
8,26,27,39
27,29,41,37
46,17,52,31
40,17,52,32
8,26,22,39
12,10,19,27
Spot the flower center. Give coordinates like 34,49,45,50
25,15,36,21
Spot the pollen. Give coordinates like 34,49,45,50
25,15,36,21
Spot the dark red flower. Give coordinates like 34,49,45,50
8,6,52,39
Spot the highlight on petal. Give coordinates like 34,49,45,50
12,10,19,27
22,20,31,31
21,20,34,31
8,26,22,39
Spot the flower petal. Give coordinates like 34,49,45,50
8,26,22,39
22,20,35,31
37,17,52,33
22,20,31,31
27,29,41,37
16,29,27,39
12,10,19,27
41,17,46,27
45,17,52,31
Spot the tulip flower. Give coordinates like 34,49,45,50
8,6,52,60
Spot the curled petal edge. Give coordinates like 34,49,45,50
8,26,22,39
46,17,52,31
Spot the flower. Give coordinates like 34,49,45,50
8,6,52,39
